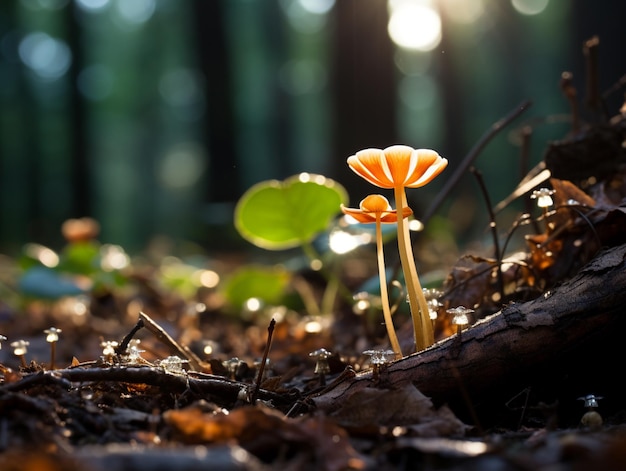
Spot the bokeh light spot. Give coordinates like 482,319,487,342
440,0,484,24
18,32,72,80
158,143,206,190
75,0,110,12
113,0,156,25
388,0,441,51
511,0,549,16
298,0,334,15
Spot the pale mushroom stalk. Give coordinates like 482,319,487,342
341,194,408,358
374,212,403,359
393,186,433,352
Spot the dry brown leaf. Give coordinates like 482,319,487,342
329,383,469,436
164,403,367,471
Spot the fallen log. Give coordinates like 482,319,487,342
313,243,626,427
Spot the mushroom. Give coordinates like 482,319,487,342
100,340,119,363
10,340,29,368
578,394,603,429
424,288,443,328
531,187,556,231
531,187,555,209
0,335,6,350
309,348,332,386
447,306,474,335
363,348,395,381
347,145,448,352
126,339,145,364
341,194,412,359
159,355,188,375
44,327,62,370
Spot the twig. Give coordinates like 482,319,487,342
583,36,607,119
115,317,144,356
138,312,204,371
560,72,580,134
251,318,276,403
470,167,504,300
3,366,299,410
420,100,532,225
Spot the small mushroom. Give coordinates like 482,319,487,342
0,335,6,349
128,340,145,364
424,288,443,327
159,356,188,375
101,340,119,363
363,349,395,382
44,327,62,370
579,394,603,429
341,194,412,359
531,188,555,209
309,348,332,386
531,187,556,230
447,306,474,335
10,340,29,368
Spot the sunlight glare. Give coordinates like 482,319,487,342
197,269,220,288
24,243,59,267
409,218,424,232
388,0,441,51
329,228,371,254
245,297,263,312
100,244,130,271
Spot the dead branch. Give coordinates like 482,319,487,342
313,243,626,413
1,366,299,410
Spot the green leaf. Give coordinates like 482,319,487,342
58,241,101,275
222,265,291,310
234,173,348,250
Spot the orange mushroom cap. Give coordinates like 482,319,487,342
341,194,412,224
347,145,448,189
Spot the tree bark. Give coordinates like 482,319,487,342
313,243,626,425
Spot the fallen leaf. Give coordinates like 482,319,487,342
330,384,469,437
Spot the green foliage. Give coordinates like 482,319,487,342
57,241,101,275
16,241,130,300
221,265,291,310
234,173,348,250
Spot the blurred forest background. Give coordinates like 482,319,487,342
0,0,624,255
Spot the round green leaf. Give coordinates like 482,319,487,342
222,265,291,310
234,173,348,250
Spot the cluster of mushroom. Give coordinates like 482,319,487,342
341,145,448,356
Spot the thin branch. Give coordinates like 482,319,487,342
138,311,204,371
470,167,504,300
421,100,532,225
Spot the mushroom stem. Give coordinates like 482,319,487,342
49,342,56,370
374,215,403,359
393,186,434,352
